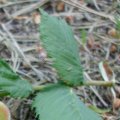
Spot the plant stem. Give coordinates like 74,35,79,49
83,81,115,87
33,83,55,91
33,81,115,91
0,81,115,97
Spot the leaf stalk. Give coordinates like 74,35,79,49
33,81,115,91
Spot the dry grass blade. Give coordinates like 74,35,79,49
61,0,115,23
10,0,50,19
1,24,45,80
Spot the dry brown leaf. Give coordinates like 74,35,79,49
87,34,101,50
110,43,117,53
65,16,74,24
99,61,114,82
87,34,95,49
56,1,65,12
115,86,120,96
32,12,41,24
103,61,113,79
113,98,120,109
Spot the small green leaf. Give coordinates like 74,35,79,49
115,17,120,31
32,84,102,120
0,59,33,98
39,9,83,86
81,29,87,46
115,18,120,38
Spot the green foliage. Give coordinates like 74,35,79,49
115,18,120,38
39,9,83,86
32,84,102,120
81,29,87,46
31,10,102,120
0,9,103,120
0,59,32,98
115,18,120,31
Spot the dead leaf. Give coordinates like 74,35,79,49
56,1,65,12
87,34,101,50
113,98,120,109
65,16,74,24
103,62,113,78
99,61,114,81
87,34,95,49
115,86,120,96
32,12,41,24
110,43,117,53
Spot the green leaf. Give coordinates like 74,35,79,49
115,18,120,38
39,9,83,86
0,59,33,98
32,84,102,120
115,17,120,31
81,29,87,46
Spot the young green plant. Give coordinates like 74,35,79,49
0,9,116,120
